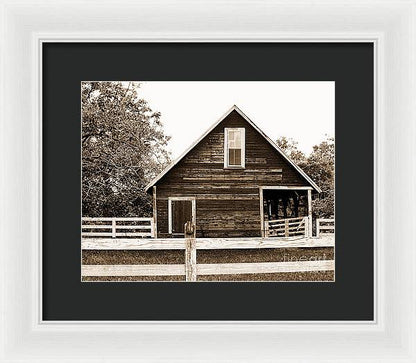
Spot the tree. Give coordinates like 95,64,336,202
276,135,335,218
82,82,171,217
275,136,306,165
303,137,335,218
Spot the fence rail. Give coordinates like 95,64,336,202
316,218,335,238
82,217,155,238
265,216,308,237
82,260,335,278
82,236,334,250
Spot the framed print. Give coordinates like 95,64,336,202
1,0,416,362
43,43,371,321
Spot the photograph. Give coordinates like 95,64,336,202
81,81,335,282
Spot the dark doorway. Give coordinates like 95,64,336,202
262,189,308,221
171,200,193,235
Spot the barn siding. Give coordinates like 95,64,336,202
154,110,310,238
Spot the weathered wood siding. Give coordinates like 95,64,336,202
155,110,310,238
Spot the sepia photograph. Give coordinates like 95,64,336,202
81,81,335,282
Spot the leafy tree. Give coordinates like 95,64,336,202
276,136,335,218
304,137,335,218
276,136,306,165
82,82,171,217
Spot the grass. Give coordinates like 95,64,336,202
82,247,334,282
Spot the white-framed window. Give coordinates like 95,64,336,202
224,127,245,168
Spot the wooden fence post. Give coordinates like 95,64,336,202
184,221,196,282
152,186,157,238
284,219,289,237
304,217,308,237
111,218,116,238
150,219,154,238
307,189,313,238
316,219,320,238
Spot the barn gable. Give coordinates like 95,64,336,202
145,105,321,193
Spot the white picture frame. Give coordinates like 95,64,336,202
1,0,415,361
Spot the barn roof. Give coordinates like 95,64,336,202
145,105,321,193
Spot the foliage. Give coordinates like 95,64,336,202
277,136,335,218
305,137,335,218
275,136,306,165
82,82,171,217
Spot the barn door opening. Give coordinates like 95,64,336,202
168,197,196,237
259,187,313,238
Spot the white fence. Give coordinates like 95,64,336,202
82,260,335,279
265,216,308,237
82,217,155,238
81,236,335,250
316,218,335,237
82,219,335,281
82,228,334,281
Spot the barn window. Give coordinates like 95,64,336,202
224,128,245,168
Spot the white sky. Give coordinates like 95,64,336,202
139,81,334,159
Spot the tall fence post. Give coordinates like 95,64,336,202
150,219,155,238
304,217,308,238
111,218,116,238
307,189,313,238
284,219,289,237
316,219,320,238
184,221,196,282
264,220,269,238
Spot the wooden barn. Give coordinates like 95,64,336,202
145,105,321,238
